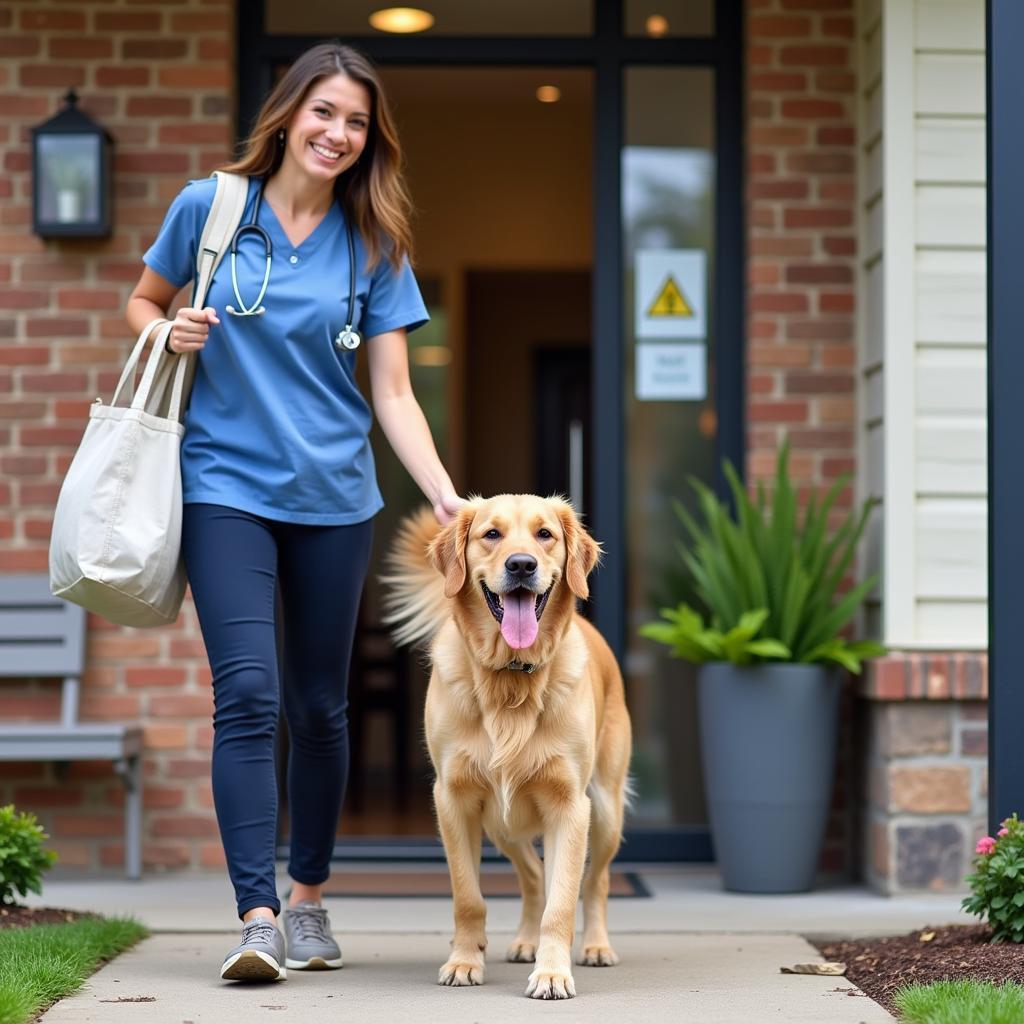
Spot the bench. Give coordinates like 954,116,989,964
0,575,143,879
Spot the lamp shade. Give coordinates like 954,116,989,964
31,90,113,238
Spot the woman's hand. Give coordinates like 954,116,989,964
433,490,468,526
167,307,220,353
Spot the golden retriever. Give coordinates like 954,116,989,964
382,494,632,1000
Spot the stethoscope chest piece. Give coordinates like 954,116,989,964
334,328,361,351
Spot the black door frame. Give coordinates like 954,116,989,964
242,0,745,863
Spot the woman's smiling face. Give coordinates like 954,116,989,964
285,72,372,183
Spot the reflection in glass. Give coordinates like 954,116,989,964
625,0,714,37
623,67,716,828
36,134,101,225
266,0,592,36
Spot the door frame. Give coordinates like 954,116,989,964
241,0,745,863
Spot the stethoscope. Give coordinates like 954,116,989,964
225,181,361,352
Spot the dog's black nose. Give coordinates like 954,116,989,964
505,553,538,577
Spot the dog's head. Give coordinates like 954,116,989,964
428,494,601,657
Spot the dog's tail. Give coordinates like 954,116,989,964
379,506,448,648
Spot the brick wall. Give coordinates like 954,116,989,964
745,0,859,877
1,0,236,872
859,654,989,893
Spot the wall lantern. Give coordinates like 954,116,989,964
32,90,113,238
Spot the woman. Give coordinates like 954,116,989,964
127,42,463,982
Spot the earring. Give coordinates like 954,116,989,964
277,130,285,145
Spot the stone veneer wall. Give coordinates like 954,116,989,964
860,652,988,893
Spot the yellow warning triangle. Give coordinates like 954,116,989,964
647,275,695,318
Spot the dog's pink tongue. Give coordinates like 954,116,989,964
501,590,538,649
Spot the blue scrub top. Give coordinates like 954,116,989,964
143,176,429,525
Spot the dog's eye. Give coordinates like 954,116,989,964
537,528,553,540
483,528,501,540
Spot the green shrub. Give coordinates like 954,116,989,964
639,443,885,672
962,813,1024,943
0,805,57,907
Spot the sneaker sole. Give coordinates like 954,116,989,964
285,955,343,970
221,949,286,982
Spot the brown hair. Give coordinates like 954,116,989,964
220,41,413,273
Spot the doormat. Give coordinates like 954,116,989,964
317,870,651,899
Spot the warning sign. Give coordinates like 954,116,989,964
647,276,695,318
636,249,706,340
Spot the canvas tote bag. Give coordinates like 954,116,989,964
49,171,249,627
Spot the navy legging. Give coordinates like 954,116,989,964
182,503,373,919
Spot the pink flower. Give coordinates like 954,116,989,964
976,836,997,855
999,828,1009,837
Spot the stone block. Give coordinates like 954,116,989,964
880,704,952,757
896,823,964,890
889,765,971,813
960,727,988,757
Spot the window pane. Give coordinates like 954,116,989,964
623,67,716,829
625,0,714,37
266,0,593,36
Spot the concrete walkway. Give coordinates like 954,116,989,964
29,865,971,1022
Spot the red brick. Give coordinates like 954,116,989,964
749,72,807,92
24,318,90,337
19,65,86,89
784,207,852,229
786,152,854,174
779,46,849,67
823,16,855,38
158,66,229,90
151,814,218,838
125,667,188,688
0,550,47,572
53,815,124,838
199,40,231,61
142,785,186,810
749,179,809,200
143,843,191,868
0,37,41,58
820,291,855,313
750,292,809,313
13,787,84,809
96,67,151,88
817,125,855,146
19,373,89,393
750,400,809,423
749,16,812,37
49,38,114,60
149,695,213,718
158,123,229,145
56,289,122,311
0,290,48,310
170,12,231,32
0,344,50,364
126,97,192,117
96,12,163,31
19,10,87,31
781,99,846,119
785,372,854,394
115,151,190,174
785,264,853,284
122,39,190,60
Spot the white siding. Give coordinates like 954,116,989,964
859,0,987,649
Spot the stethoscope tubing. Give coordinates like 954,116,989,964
226,180,361,350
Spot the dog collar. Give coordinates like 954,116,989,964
505,659,536,674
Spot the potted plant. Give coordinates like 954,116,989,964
640,444,884,893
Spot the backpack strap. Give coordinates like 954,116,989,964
192,171,249,308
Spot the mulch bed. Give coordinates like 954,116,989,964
0,905,95,930
812,924,1024,1016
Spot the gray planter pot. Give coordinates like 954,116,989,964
698,662,841,893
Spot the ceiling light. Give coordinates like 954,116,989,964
369,7,435,34
646,14,670,37
536,86,561,104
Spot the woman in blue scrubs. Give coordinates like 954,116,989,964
126,42,464,982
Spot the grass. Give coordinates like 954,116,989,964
0,916,148,1024
895,980,1024,1024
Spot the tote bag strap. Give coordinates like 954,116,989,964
192,170,249,309
132,173,250,420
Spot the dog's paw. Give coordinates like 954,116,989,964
577,944,619,967
525,968,576,1000
506,939,537,963
438,958,484,987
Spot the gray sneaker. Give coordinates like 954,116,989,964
220,917,286,982
283,900,343,969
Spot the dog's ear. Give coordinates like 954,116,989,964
428,505,476,598
556,502,601,600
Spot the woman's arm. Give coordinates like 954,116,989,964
367,328,464,524
127,267,219,354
